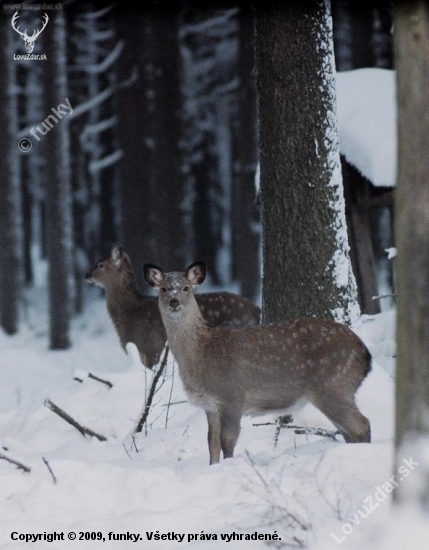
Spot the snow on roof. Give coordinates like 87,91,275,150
336,68,397,188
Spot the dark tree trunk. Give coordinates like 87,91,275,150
23,66,44,286
349,0,376,68
255,0,358,325
118,2,185,287
0,18,24,335
193,134,222,286
373,0,393,69
44,11,74,349
332,0,353,71
149,3,186,271
231,3,260,302
394,0,429,507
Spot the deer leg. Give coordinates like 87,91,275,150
219,406,242,459
309,394,371,444
206,410,221,465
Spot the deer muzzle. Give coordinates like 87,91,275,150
169,299,181,312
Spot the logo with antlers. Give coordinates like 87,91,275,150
11,11,49,54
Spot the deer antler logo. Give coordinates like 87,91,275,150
11,11,49,54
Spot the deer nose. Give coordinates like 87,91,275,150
169,299,180,311
84,272,92,281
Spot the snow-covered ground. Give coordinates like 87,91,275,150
0,273,402,550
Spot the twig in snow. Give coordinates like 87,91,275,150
289,426,340,441
372,292,396,302
165,360,176,429
122,442,132,461
0,452,31,473
134,346,170,434
44,399,107,442
88,372,113,388
42,457,57,484
73,372,113,388
243,450,310,547
253,417,340,442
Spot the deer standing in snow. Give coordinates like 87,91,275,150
144,262,371,464
85,246,260,369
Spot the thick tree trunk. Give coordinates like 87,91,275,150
255,0,358,325
117,9,154,288
149,3,186,271
231,3,260,302
118,2,185,285
44,11,74,349
0,18,24,335
394,0,429,507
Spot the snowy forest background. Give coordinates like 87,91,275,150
0,0,395,349
1,1,429,549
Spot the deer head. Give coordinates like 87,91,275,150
11,11,49,54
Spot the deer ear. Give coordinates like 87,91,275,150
186,262,206,286
144,264,164,288
111,245,123,268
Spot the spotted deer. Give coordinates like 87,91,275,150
144,262,372,464
85,246,260,369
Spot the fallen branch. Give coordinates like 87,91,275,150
0,452,31,473
42,457,57,484
287,426,340,441
88,372,113,388
253,417,340,442
44,399,107,442
372,292,396,302
73,372,113,388
134,346,169,434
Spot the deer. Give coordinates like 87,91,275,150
85,246,260,369
144,261,372,465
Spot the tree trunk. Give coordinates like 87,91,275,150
231,3,261,302
0,17,24,335
44,11,74,349
149,2,186,271
394,0,429,507
255,0,359,325
117,9,154,288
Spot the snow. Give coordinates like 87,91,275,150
0,275,407,549
336,68,397,188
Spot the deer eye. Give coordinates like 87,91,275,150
183,286,190,292
97,262,104,269
160,287,167,293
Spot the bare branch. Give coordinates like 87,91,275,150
134,347,169,434
0,452,31,473
88,372,113,388
252,418,340,442
89,149,123,174
42,457,57,484
372,292,396,302
69,41,124,74
79,4,116,20
179,9,238,37
44,399,107,442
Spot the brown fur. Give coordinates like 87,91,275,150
144,262,372,464
85,247,260,369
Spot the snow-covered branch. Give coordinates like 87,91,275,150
179,9,238,38
69,41,124,74
89,149,123,174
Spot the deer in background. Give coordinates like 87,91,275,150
144,262,372,465
85,246,260,369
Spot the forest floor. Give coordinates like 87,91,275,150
0,277,413,550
